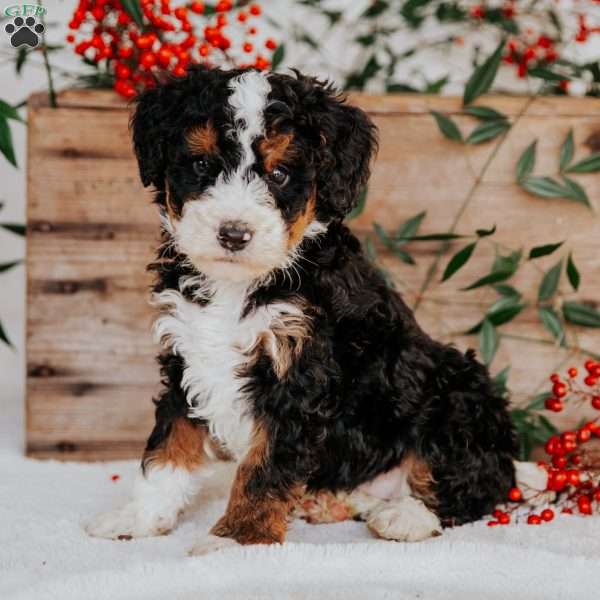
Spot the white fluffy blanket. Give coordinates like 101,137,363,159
2,454,600,600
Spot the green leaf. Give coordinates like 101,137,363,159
559,129,574,172
462,270,514,291
492,365,510,397
495,284,521,298
516,140,537,181
526,391,552,410
528,241,564,260
394,211,426,241
0,116,17,167
464,106,507,121
346,186,368,221
564,153,600,174
271,44,285,70
373,223,415,264
528,67,569,82
538,260,562,302
397,233,465,241
121,0,144,26
0,223,25,236
479,319,499,365
561,176,590,207
567,253,580,291
430,111,463,142
466,120,510,145
563,302,600,328
538,305,565,346
363,0,389,17
476,225,496,237
425,76,449,94
463,39,506,106
0,99,24,123
441,242,477,282
365,236,377,262
467,301,526,333
520,176,566,198
0,260,21,273
0,320,13,348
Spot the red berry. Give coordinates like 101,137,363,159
553,382,568,398
111,474,120,482
540,509,554,522
545,436,560,455
545,398,563,412
566,469,581,487
585,360,597,373
115,63,132,79
92,6,105,20
174,6,188,20
157,47,173,66
594,489,600,502
552,455,567,469
592,397,600,410
578,496,592,515
578,428,592,443
487,520,499,527
243,42,253,53
568,367,578,378
199,44,210,57
238,11,247,22
585,376,598,387
248,26,257,35
139,51,157,69
265,38,277,50
550,373,560,383
190,1,204,14
249,3,262,16
547,470,567,491
66,34,75,43
527,514,541,525
118,46,134,59
217,14,228,28
508,487,522,502
498,513,510,525
173,64,187,77
561,507,573,514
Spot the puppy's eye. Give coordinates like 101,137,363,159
268,166,289,187
193,158,208,177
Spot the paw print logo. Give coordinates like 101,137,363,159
5,16,45,48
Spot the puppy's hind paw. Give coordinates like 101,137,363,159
188,535,239,557
367,496,442,542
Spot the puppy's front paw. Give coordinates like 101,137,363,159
367,496,442,542
210,515,284,545
188,534,239,556
84,502,176,540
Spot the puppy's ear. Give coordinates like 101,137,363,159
315,87,378,219
130,85,172,189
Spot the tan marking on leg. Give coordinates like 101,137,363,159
143,418,208,471
186,122,218,155
210,425,296,545
258,132,294,173
287,195,316,249
404,452,438,509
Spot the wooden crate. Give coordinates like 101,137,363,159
26,90,600,460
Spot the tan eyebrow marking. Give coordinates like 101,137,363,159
258,132,295,172
186,122,218,155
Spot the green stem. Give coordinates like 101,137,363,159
37,0,57,108
412,94,539,312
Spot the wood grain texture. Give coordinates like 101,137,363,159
26,90,600,460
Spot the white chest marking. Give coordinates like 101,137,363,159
153,280,304,459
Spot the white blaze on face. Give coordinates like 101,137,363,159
174,72,287,282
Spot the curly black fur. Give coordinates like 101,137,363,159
133,66,517,528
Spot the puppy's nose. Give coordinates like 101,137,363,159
217,221,254,252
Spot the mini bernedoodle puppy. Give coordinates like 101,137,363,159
86,66,533,552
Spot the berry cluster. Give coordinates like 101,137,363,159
65,0,277,98
488,360,600,527
503,34,558,79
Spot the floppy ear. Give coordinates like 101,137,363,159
130,85,172,189
314,88,378,220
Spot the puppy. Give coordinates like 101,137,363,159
86,66,519,549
